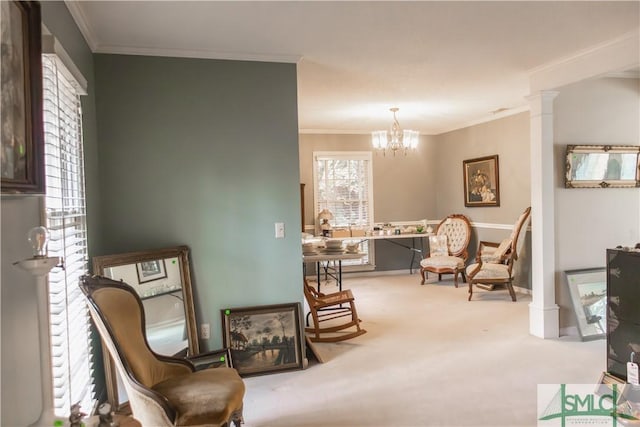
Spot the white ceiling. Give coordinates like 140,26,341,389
66,1,639,135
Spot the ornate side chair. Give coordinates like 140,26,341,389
466,206,531,301
419,214,472,287
80,275,245,427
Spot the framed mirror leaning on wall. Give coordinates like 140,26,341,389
565,145,640,188
92,245,200,409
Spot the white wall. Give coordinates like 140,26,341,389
1,197,45,425
554,77,640,330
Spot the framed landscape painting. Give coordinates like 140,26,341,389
221,303,304,376
463,155,500,207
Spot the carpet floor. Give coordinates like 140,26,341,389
241,273,604,426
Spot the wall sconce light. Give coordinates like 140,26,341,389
14,226,62,276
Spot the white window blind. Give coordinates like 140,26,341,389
313,151,375,267
42,55,95,417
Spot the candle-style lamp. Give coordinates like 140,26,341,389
317,209,334,237
13,226,61,275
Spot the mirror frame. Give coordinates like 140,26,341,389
565,145,640,188
92,245,200,408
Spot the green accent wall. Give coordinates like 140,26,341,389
93,54,302,350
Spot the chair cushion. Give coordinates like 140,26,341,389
421,255,464,269
466,262,510,279
152,367,245,426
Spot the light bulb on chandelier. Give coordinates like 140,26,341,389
372,107,419,156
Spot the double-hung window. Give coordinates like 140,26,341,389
42,53,95,416
313,151,375,268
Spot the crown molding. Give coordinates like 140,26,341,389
434,104,530,136
64,1,97,51
91,44,302,64
300,104,530,136
529,28,640,92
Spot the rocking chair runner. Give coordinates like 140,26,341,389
303,279,367,343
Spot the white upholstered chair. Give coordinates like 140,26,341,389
419,214,472,287
466,206,531,302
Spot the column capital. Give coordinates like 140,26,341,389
527,91,560,116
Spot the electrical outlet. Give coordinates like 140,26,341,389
200,323,210,339
275,222,285,238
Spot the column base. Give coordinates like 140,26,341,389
529,302,560,338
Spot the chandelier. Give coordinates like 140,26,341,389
371,107,419,156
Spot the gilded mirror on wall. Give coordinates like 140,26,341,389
92,245,199,409
565,145,640,188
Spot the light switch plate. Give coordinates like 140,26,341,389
275,222,285,238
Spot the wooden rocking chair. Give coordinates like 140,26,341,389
303,279,367,343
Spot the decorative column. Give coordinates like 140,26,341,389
528,91,560,338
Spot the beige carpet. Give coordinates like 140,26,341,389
242,273,604,426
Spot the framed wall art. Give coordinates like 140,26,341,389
189,348,232,371
221,303,304,376
565,145,640,188
1,1,44,194
564,267,606,341
136,259,167,283
463,155,500,207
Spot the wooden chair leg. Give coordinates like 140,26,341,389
420,268,426,285
507,281,517,302
453,270,459,288
468,281,473,301
461,271,467,283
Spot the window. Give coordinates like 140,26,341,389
42,54,95,417
313,151,374,268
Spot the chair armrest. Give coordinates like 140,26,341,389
475,241,499,262
314,290,356,308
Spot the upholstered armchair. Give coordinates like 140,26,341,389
419,214,472,287
466,206,531,301
80,275,245,427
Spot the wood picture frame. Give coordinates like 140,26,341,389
1,1,44,194
135,259,167,283
463,155,500,207
189,348,233,371
564,267,606,341
565,145,640,188
221,302,305,377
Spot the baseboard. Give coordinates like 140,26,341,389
513,285,532,295
304,268,416,282
560,326,579,337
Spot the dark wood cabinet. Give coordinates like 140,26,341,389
606,248,640,381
